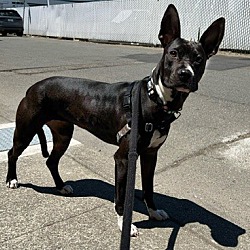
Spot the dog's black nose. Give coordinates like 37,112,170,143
178,68,193,82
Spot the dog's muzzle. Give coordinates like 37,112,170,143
177,68,193,82
176,67,197,93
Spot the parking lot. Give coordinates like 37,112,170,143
0,36,249,249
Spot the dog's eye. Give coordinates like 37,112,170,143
169,50,178,58
195,55,203,64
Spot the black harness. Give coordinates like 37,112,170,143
146,77,182,132
116,76,182,143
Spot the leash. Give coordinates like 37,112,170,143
120,80,142,250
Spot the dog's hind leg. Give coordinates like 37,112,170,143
46,120,74,195
37,128,49,158
6,122,41,188
6,149,18,188
6,97,47,188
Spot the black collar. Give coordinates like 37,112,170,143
146,77,181,115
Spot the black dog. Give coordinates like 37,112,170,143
6,5,225,236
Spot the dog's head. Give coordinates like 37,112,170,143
158,4,225,93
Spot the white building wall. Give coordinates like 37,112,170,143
16,0,250,51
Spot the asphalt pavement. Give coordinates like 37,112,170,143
0,36,249,250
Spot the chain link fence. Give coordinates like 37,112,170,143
16,0,250,52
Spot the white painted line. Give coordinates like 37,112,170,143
0,122,15,129
221,138,250,170
0,122,81,162
0,139,80,162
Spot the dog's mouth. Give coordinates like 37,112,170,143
175,85,191,93
163,77,197,93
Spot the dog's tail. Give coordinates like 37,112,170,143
37,128,49,158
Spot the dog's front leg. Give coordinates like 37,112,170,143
114,140,139,237
140,148,169,221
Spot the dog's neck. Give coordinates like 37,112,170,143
152,76,173,105
147,67,174,106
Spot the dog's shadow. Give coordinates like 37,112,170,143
20,179,245,249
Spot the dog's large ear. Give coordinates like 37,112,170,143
199,17,225,58
158,4,181,47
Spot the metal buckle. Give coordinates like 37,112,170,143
116,123,131,143
145,123,153,132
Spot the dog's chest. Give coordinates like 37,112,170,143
148,130,167,148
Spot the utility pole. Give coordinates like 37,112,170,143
22,0,26,23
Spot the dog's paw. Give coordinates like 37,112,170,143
130,223,139,237
117,215,139,237
148,208,169,221
6,179,18,189
59,185,74,195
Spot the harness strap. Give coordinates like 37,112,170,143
116,82,135,143
123,82,136,125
